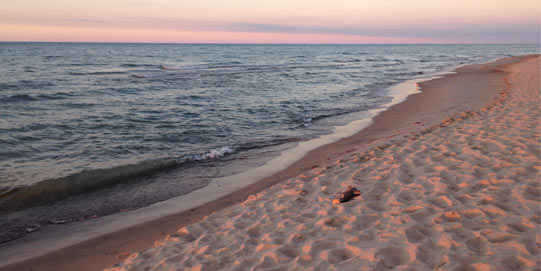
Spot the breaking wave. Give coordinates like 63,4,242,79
0,147,236,212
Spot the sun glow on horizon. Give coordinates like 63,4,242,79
0,0,539,43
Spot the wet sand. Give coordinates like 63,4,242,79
1,55,539,270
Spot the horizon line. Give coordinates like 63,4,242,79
1,41,539,45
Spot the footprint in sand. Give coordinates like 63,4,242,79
501,256,530,271
375,247,410,270
405,225,432,243
416,242,449,268
326,248,355,264
465,237,488,254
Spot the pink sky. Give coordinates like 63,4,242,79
0,0,539,43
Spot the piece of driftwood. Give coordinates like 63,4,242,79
332,186,361,204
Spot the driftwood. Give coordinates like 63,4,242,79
332,186,361,204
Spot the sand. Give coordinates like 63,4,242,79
100,55,540,271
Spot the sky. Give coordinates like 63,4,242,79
0,0,539,44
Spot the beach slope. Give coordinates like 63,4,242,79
104,55,540,270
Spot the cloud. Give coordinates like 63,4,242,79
227,22,539,40
2,15,539,43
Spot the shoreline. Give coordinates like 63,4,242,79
1,55,537,271
0,67,429,268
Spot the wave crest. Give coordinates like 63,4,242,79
0,147,235,212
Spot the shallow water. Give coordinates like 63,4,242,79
0,43,537,241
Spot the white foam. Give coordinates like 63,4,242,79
159,64,182,70
173,147,235,164
303,117,312,127
193,147,235,160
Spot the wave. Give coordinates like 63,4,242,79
37,92,75,100
0,81,56,91
160,64,185,70
384,71,424,77
87,71,127,75
3,94,38,102
295,111,349,126
208,61,243,68
68,71,127,76
302,117,313,127
3,92,75,102
43,55,63,59
371,63,395,68
182,147,234,162
135,65,246,79
23,66,37,73
0,147,235,212
292,97,396,129
147,63,350,80
160,64,214,71
334,58,361,63
133,73,162,78
68,71,86,76
216,61,242,65
62,63,105,67
119,63,156,68
160,62,244,71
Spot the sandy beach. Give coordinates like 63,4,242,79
2,55,539,270
106,55,540,271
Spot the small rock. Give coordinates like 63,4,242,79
332,186,361,204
